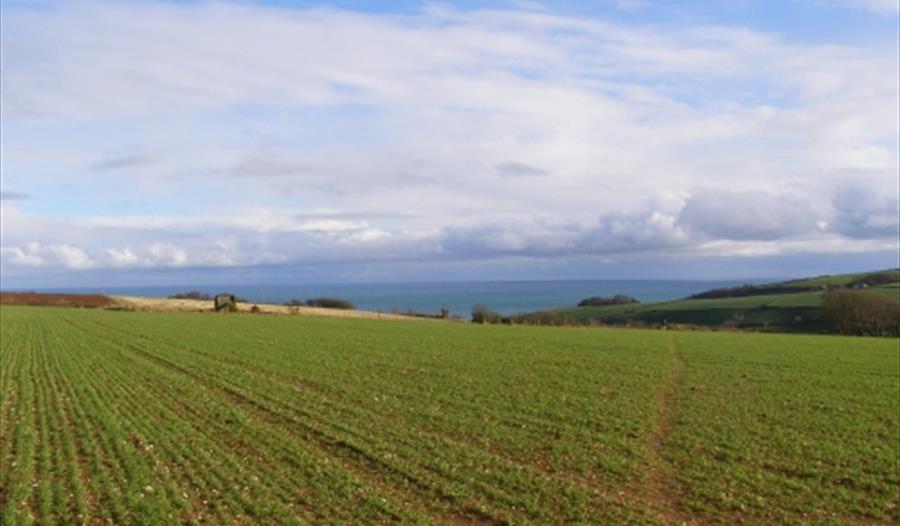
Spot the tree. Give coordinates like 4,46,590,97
822,290,899,337
471,304,501,324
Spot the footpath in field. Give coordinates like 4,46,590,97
632,335,688,524
1,306,898,525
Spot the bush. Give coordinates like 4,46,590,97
577,295,639,307
822,290,899,337
471,304,502,324
250,305,261,313
305,298,355,310
511,310,570,326
402,309,451,320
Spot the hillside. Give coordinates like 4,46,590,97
552,269,900,333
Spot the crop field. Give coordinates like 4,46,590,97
1,306,898,525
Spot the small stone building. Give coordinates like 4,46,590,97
214,294,236,311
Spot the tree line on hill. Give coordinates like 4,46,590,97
577,295,639,307
688,284,811,299
688,270,900,300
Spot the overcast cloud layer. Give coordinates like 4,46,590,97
1,0,898,285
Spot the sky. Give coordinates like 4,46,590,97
1,0,898,287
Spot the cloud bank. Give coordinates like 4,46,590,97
1,1,897,283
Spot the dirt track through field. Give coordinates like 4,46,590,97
639,334,690,525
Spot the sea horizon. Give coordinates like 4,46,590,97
20,278,769,316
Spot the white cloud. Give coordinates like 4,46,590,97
832,181,900,238
678,189,822,241
1,242,94,269
0,1,897,277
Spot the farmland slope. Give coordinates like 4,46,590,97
1,306,897,525
555,269,900,332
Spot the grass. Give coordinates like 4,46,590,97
1,305,898,524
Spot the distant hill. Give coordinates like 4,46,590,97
687,269,900,299
546,269,900,333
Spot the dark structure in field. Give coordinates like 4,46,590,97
214,294,236,311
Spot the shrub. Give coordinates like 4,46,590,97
305,298,355,310
577,295,640,307
402,309,451,320
822,290,900,337
471,304,502,324
250,305,261,314
511,310,570,326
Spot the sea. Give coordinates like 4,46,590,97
43,279,756,317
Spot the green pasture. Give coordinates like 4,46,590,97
786,269,900,288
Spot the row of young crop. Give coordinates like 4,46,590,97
664,332,900,523
3,307,895,524
70,310,661,524
2,308,673,524
3,309,322,524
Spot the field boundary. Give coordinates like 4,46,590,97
110,296,423,321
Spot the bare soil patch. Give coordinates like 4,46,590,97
0,292,116,308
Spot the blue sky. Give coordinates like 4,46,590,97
1,0,898,287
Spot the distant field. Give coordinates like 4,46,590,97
561,287,899,332
549,269,900,332
0,292,116,308
870,282,900,299
1,306,898,524
787,269,900,288
558,291,827,330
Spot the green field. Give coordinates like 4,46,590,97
559,288,900,332
870,283,900,299
786,269,900,288
1,306,898,525
550,269,900,332
558,292,827,330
